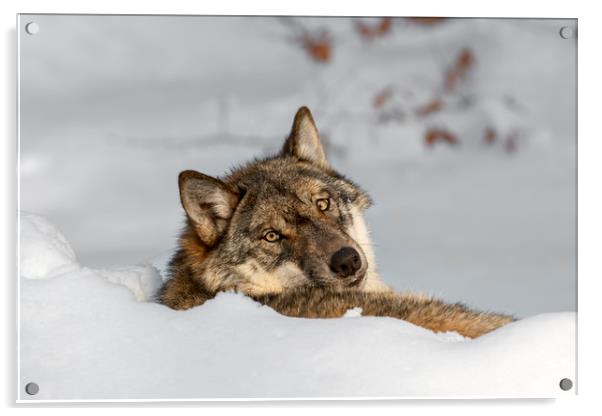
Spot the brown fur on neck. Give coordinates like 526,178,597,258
156,220,217,310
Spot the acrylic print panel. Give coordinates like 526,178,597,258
18,15,577,401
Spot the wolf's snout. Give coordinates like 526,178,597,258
330,247,362,277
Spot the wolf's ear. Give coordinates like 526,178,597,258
178,170,240,247
281,106,329,168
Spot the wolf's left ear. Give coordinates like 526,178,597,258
281,106,329,169
178,170,240,247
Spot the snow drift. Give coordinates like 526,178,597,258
19,213,576,400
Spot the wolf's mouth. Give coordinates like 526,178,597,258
342,268,367,287
347,275,364,287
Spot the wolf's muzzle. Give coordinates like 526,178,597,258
330,246,362,278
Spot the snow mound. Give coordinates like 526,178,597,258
96,264,162,302
19,213,162,301
20,212,79,279
19,215,576,400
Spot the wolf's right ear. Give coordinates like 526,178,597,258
281,106,330,169
178,170,240,247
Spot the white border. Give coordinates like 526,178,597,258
15,11,21,409
3,0,600,414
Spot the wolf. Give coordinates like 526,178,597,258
158,106,514,338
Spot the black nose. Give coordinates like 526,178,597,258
330,247,362,277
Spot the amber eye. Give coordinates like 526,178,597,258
263,230,280,242
316,198,330,211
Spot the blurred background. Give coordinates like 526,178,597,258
19,15,576,317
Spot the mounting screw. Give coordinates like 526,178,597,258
559,378,573,391
25,382,39,395
25,22,40,35
559,26,575,39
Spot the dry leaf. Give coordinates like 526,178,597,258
416,99,443,117
373,87,393,108
483,128,497,145
406,17,446,26
425,128,459,147
356,18,393,39
301,30,332,63
445,48,475,91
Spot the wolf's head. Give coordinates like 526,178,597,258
177,107,388,296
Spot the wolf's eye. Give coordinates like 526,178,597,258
263,230,281,242
316,198,330,211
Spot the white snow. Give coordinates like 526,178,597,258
95,264,162,302
19,214,576,400
343,307,363,318
19,213,79,280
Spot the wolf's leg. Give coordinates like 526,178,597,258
157,276,214,310
361,293,515,338
254,288,513,338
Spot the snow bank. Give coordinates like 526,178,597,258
19,213,79,279
19,214,576,400
19,212,162,301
